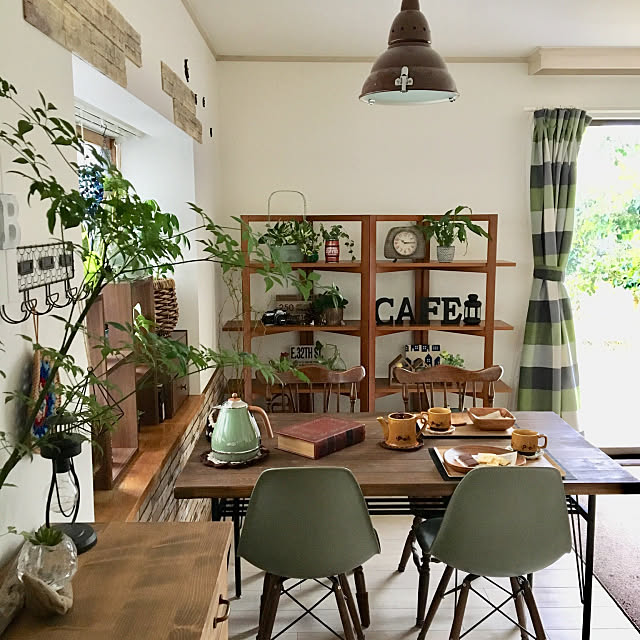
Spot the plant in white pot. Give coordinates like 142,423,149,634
421,206,490,262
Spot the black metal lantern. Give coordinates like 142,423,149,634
41,417,97,554
463,294,482,326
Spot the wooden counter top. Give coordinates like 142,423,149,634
3,522,233,640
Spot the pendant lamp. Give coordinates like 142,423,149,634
360,0,458,105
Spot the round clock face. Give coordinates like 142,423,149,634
393,230,419,256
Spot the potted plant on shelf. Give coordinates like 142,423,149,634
259,220,321,263
421,205,490,262
312,284,348,326
439,351,465,368
319,224,355,262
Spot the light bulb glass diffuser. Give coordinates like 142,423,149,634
363,89,457,105
52,471,79,515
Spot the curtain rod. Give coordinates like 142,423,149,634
524,107,640,115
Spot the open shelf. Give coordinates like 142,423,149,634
377,259,516,273
223,319,362,336
375,377,512,398
249,260,362,273
376,320,514,336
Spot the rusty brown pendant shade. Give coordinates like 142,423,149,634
360,0,458,105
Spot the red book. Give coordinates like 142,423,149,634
275,417,366,459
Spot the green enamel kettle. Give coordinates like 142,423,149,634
209,394,273,464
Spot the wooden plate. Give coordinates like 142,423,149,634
443,445,525,474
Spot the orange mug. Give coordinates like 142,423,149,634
427,407,452,432
511,429,548,457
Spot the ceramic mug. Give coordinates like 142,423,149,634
511,428,548,457
427,407,452,432
377,412,428,448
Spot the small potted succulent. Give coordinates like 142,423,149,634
319,224,355,263
421,206,490,263
312,284,348,326
16,525,78,592
259,220,321,263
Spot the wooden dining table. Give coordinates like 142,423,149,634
174,411,640,640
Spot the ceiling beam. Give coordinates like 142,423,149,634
529,47,640,75
216,55,527,64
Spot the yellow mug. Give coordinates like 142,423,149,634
377,412,428,448
511,429,548,457
427,407,452,432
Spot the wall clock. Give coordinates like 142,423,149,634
383,226,426,260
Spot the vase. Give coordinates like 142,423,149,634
321,307,344,326
153,278,179,336
17,535,78,592
270,245,303,263
436,246,455,262
324,240,340,263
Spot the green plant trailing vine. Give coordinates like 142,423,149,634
319,224,355,261
421,205,490,248
258,219,321,260
0,77,316,501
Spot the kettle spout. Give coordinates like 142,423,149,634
376,416,389,440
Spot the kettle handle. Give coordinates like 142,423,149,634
249,405,274,438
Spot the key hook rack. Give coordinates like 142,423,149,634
0,242,91,325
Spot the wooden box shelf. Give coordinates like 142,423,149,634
237,214,514,410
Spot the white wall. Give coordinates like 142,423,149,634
0,0,220,564
217,61,640,410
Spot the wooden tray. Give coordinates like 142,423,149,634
421,412,513,439
431,446,567,480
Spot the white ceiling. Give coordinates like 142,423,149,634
184,0,640,59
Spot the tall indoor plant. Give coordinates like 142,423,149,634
0,78,313,505
421,205,490,262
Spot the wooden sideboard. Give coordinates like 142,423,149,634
3,522,233,640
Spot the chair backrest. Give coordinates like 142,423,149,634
394,365,503,411
431,466,571,578
256,365,365,413
238,467,380,579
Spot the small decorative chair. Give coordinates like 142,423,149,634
238,467,381,640
256,364,365,413
393,364,505,626
416,466,571,640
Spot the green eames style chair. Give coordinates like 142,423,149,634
416,466,571,640
238,467,381,640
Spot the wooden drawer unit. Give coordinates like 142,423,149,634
3,522,233,640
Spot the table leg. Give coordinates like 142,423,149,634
233,498,242,598
211,498,221,521
582,495,596,640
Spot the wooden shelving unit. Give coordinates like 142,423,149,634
229,214,515,410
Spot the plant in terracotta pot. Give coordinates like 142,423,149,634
319,224,355,262
312,284,348,326
421,206,490,262
259,220,321,263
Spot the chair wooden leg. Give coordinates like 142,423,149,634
331,577,356,640
339,574,364,640
418,565,454,640
522,578,547,640
449,575,473,640
257,573,282,640
353,566,370,628
259,572,269,625
416,552,431,627
510,576,528,640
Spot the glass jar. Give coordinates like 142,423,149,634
17,534,78,591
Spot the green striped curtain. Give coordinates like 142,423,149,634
517,108,591,426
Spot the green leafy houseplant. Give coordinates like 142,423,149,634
319,224,355,261
439,350,465,368
421,206,490,262
312,284,348,326
0,77,315,504
259,220,321,262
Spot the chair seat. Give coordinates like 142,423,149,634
416,517,443,553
